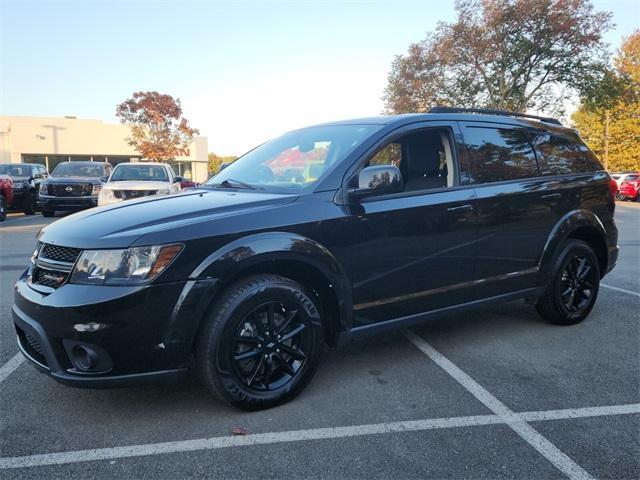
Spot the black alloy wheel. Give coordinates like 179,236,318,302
535,239,600,325
230,301,311,391
197,274,323,410
558,255,597,314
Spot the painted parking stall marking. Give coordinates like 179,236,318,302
0,353,25,385
601,283,640,298
403,330,597,480
0,402,638,470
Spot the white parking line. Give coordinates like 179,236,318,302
403,330,595,480
0,353,25,385
0,403,638,470
601,283,640,298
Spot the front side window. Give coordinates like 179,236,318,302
207,125,380,193
463,126,539,184
533,131,602,175
110,164,169,182
362,128,456,192
52,163,107,178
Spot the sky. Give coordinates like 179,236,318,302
1,0,638,155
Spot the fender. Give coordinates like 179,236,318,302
189,231,353,332
537,208,608,283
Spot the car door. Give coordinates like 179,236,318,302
458,121,563,299
345,122,479,329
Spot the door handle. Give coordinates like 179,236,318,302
447,204,473,212
541,193,561,200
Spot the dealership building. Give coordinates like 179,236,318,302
0,116,209,182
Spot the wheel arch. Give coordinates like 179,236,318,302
538,209,609,281
189,232,352,346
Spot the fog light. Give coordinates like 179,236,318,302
72,345,98,371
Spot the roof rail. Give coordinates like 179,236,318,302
428,106,563,126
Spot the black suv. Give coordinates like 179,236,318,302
0,163,48,214
38,161,112,217
13,108,618,410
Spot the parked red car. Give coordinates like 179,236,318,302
0,175,14,221
618,174,640,201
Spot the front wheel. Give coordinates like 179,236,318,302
535,240,600,325
0,196,6,221
197,274,324,410
23,192,36,215
42,209,54,217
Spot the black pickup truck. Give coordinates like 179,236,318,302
37,161,112,217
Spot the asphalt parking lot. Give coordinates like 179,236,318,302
0,204,638,480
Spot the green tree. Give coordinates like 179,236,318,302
116,91,199,162
572,31,640,171
208,153,238,175
384,0,612,115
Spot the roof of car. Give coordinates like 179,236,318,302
306,111,567,130
114,162,168,167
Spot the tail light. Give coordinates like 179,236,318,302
608,176,618,200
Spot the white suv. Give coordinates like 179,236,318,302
98,162,181,206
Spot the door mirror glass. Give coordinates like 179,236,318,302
174,176,184,183
100,176,109,182
356,165,403,196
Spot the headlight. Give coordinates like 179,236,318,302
69,244,183,286
157,188,170,195
99,189,115,200
39,183,48,195
91,184,102,194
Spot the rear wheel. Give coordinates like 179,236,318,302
0,196,6,221
535,240,600,325
197,274,324,410
23,192,36,215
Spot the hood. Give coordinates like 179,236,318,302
104,180,172,191
45,176,103,184
37,188,298,249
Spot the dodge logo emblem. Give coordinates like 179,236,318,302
65,186,73,192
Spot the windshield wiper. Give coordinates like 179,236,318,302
210,178,259,190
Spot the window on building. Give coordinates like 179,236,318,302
463,127,539,184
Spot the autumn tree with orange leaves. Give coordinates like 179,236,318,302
116,91,199,162
384,0,613,116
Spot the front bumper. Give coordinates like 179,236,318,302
38,195,98,211
13,271,219,388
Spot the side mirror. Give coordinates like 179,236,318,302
174,176,184,183
100,176,109,182
351,165,403,199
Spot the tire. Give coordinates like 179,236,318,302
0,195,6,222
42,209,54,218
535,239,600,325
23,192,36,215
197,274,324,410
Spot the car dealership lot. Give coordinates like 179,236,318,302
0,205,638,479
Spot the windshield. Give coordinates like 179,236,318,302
110,164,169,182
206,124,380,192
0,164,30,176
53,163,106,178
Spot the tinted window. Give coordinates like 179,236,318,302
111,165,169,182
52,163,106,178
463,127,539,184
534,131,602,175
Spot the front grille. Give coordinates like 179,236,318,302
40,243,81,263
31,243,81,290
17,326,48,367
118,190,158,200
50,183,90,197
34,268,68,288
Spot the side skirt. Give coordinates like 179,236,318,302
337,287,544,345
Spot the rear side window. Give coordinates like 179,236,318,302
534,131,602,175
463,126,539,184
